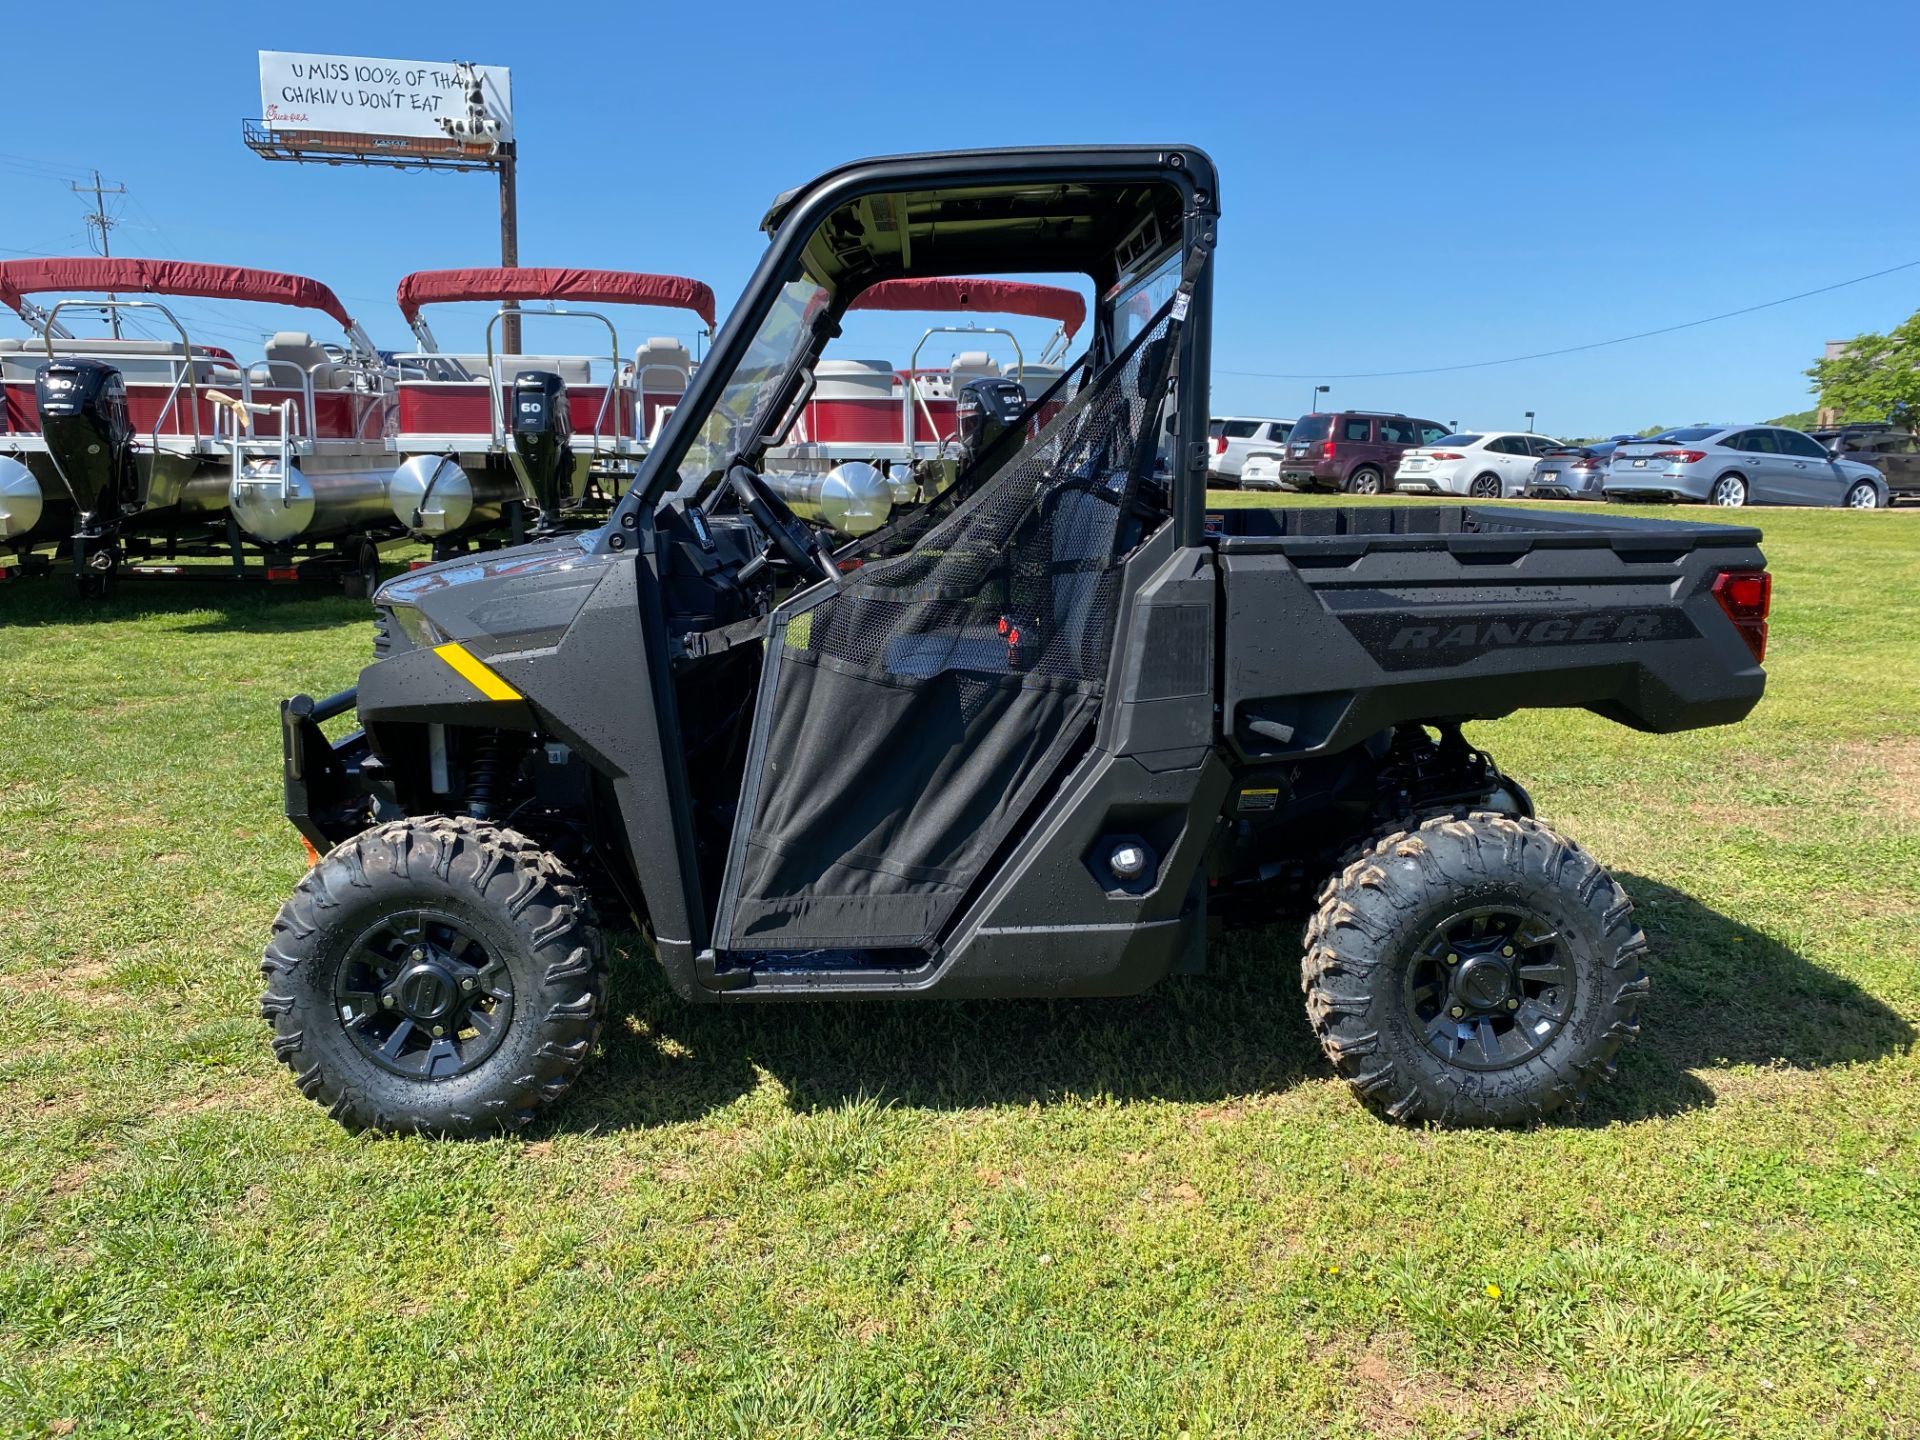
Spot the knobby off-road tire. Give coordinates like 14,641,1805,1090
1302,812,1649,1127
260,816,607,1137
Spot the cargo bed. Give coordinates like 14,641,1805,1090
1209,503,1768,759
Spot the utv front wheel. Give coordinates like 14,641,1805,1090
260,817,607,1136
1302,813,1647,1127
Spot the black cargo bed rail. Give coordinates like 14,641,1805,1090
1208,503,1763,564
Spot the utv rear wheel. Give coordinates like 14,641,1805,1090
1345,466,1384,495
260,817,607,1137
1302,813,1648,1127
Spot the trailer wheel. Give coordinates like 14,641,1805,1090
1302,813,1647,1127
260,817,607,1137
342,540,380,600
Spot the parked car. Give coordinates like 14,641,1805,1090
1393,431,1566,498
1279,411,1451,493
1239,450,1289,491
1810,423,1920,503
1523,437,1636,500
1605,425,1888,507
1208,416,1294,486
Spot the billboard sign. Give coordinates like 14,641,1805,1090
258,52,512,142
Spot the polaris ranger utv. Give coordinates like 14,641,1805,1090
265,146,1772,1135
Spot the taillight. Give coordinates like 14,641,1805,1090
1429,451,1465,461
1321,441,1336,458
1652,449,1707,463
1571,457,1601,470
1712,568,1772,663
1212,435,1228,455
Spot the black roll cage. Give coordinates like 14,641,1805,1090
606,145,1219,551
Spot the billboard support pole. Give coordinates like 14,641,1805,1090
499,142,520,356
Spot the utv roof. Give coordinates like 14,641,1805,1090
758,146,1216,290
762,144,1216,227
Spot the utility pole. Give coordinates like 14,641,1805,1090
498,142,519,355
73,169,127,338
444,62,518,354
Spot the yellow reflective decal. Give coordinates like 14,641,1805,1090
433,642,522,702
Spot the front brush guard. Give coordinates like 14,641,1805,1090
282,688,387,853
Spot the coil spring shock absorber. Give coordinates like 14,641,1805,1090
465,731,527,821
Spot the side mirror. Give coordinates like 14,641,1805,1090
1827,445,1844,460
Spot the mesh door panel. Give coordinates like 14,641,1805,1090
725,314,1175,951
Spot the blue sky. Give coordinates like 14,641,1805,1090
3,0,1918,437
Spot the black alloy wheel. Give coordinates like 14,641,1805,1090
1402,906,1573,1071
333,909,514,1079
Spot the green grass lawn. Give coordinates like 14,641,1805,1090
2,501,1917,1439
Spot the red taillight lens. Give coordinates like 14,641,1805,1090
1712,568,1772,663
1429,451,1465,461
1652,449,1707,463
1571,458,1601,470
1321,441,1336,458
1212,435,1228,455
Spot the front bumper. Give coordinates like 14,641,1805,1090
282,688,386,854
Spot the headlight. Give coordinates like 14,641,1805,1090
383,601,446,651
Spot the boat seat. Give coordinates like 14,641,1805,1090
263,331,358,390
0,336,238,384
633,338,692,393
950,351,1003,391
442,353,596,387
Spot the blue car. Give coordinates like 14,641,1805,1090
1606,424,1889,508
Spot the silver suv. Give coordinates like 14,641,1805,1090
1208,416,1293,487
1606,425,1889,508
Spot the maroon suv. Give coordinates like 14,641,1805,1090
1278,411,1451,493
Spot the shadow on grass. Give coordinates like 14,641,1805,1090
1580,872,1915,1123
558,874,1912,1133
563,925,1323,1131
0,575,377,633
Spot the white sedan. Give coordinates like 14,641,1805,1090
1394,432,1567,498
1239,451,1292,491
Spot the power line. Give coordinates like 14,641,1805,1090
72,170,128,338
1217,257,1920,381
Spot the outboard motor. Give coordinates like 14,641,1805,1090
36,359,136,527
508,370,574,526
954,376,1029,463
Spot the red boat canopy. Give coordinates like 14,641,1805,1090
0,257,354,330
851,278,1086,338
396,268,717,331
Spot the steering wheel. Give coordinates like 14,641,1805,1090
726,465,837,584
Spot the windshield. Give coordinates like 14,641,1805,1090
1436,433,1483,446
676,269,828,493
1646,427,1722,443
1291,416,1330,443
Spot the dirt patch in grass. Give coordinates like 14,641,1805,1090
0,957,115,996
1848,736,1920,824
1345,1335,1538,1436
